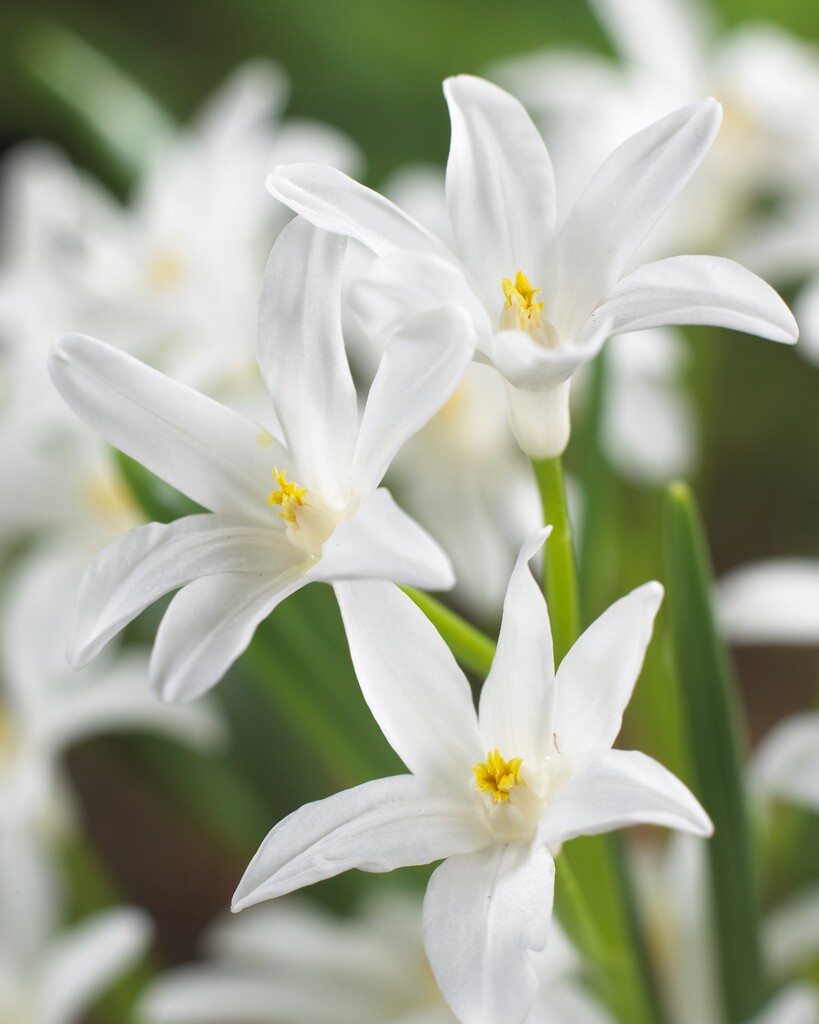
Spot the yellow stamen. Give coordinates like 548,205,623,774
472,748,524,803
267,467,308,522
501,271,544,332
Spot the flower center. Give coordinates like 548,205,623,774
500,270,558,348
265,467,337,557
472,749,524,804
145,248,186,292
267,467,308,523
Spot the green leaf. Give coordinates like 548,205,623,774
663,481,765,1022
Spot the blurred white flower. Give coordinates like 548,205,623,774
749,713,819,813
138,893,613,1024
637,834,819,1024
0,544,224,835
492,0,819,253
0,61,360,400
268,76,796,457
233,530,711,1024
48,219,458,703
715,559,819,645
0,893,151,1024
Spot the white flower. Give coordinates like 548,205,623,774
0,895,151,1024
266,76,796,458
0,544,223,834
715,559,819,644
232,529,711,1024
138,893,614,1024
749,713,819,813
48,219,459,703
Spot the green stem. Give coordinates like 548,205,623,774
530,455,581,665
402,587,495,677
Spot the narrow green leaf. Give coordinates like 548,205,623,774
20,21,173,183
663,480,765,1022
114,449,205,524
403,586,495,677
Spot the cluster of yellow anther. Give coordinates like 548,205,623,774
472,748,524,803
501,271,544,332
267,468,308,522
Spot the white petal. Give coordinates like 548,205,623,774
257,218,358,505
746,986,819,1024
478,528,554,766
266,164,449,257
539,749,712,844
587,0,710,90
443,75,556,310
43,649,226,753
309,488,455,591
69,515,298,666
554,100,721,337
423,842,555,1024
138,971,284,1024
715,559,819,644
48,333,282,516
763,884,819,979
334,579,481,782
488,320,609,391
552,582,663,756
351,306,475,494
42,907,152,1024
232,775,488,911
750,712,819,812
588,256,798,343
151,567,307,703
348,249,484,341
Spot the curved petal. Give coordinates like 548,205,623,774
43,650,226,753
150,567,307,703
348,249,484,341
351,306,475,494
588,256,798,342
232,775,489,911
309,488,455,591
554,99,722,337
48,333,282,516
444,75,556,310
750,712,819,812
43,907,152,1024
552,581,663,756
266,164,450,257
138,971,285,1024
490,318,610,390
334,580,481,782
539,749,712,844
587,0,710,89
257,219,358,504
423,842,555,1024
715,559,819,644
69,514,297,667
746,986,819,1024
478,528,554,766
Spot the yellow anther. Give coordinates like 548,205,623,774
267,467,308,522
501,271,544,332
472,749,524,803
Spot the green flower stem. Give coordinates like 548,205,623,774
530,455,581,666
21,22,173,183
664,481,764,1023
402,587,495,677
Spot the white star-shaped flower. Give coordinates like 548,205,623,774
267,75,796,458
232,529,711,1024
48,219,460,703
